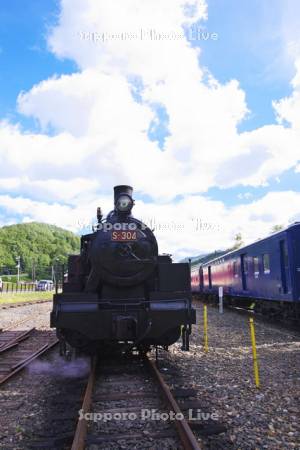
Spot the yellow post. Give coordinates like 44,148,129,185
203,304,208,352
249,318,260,388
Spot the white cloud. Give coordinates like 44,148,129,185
1,0,300,257
48,0,207,79
237,192,253,200
0,176,100,204
273,58,300,130
18,70,154,138
1,190,300,260
12,0,300,198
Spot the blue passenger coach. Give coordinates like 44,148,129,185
191,223,300,318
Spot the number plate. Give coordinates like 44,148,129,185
111,231,137,241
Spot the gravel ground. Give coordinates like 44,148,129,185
0,301,83,450
0,301,52,331
161,301,300,449
0,301,299,449
0,350,89,449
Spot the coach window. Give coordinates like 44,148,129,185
233,261,238,278
243,257,248,274
253,256,259,278
262,254,270,274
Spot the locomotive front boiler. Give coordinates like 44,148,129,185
50,185,196,355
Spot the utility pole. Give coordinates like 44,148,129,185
16,256,21,283
32,261,36,282
54,257,60,294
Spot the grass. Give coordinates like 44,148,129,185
1,274,32,283
0,291,53,304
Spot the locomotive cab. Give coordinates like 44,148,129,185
50,185,196,355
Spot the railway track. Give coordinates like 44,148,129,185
2,314,45,332
71,355,203,450
0,328,58,386
193,295,300,334
0,299,51,310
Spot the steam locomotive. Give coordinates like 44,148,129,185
51,185,195,356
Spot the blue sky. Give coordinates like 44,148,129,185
0,0,76,123
199,0,294,131
0,0,300,257
0,1,295,131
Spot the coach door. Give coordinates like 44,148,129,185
199,266,204,291
208,266,212,289
280,240,290,294
240,254,248,290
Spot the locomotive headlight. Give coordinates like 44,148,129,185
116,194,133,212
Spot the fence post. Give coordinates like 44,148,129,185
61,264,65,292
218,286,223,314
249,318,260,388
203,304,208,353
55,265,59,294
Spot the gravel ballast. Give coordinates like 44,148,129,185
163,301,300,449
0,300,299,449
0,301,52,331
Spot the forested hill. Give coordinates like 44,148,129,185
0,222,80,270
181,249,229,266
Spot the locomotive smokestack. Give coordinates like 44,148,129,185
113,185,133,204
97,207,102,224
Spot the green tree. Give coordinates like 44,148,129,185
0,222,80,275
232,232,243,249
271,224,284,233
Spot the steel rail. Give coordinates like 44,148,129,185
4,316,42,332
0,339,59,386
146,358,202,450
71,355,201,450
71,357,97,450
0,299,52,310
0,328,35,353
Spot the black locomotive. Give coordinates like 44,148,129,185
51,185,195,355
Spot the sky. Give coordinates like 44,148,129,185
0,0,300,260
